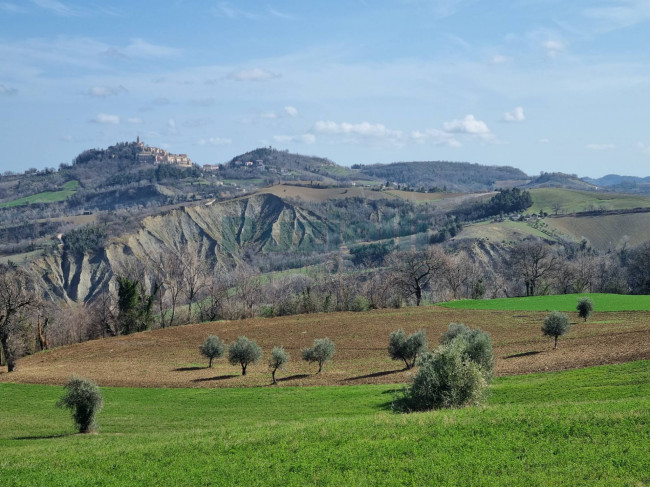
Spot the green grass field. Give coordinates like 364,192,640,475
1,360,648,486
529,188,650,215
0,180,79,208
438,293,650,312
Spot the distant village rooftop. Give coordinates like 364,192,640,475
135,137,192,167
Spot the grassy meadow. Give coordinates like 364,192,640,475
439,293,650,312
0,360,648,486
0,180,79,208
529,187,650,215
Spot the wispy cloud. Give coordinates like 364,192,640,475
273,134,316,144
586,143,615,150
268,7,295,20
32,0,77,16
583,0,650,31
127,117,142,124
503,106,525,123
637,142,650,155
411,128,460,147
0,2,23,13
87,85,127,98
0,84,18,95
91,113,120,124
213,2,257,20
123,38,180,58
543,40,565,58
314,121,403,139
227,68,281,81
198,136,232,146
490,54,512,65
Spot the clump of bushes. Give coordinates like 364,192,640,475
387,329,427,369
302,337,335,374
57,376,103,433
395,323,494,412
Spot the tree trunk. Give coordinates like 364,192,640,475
0,336,15,372
242,363,247,375
415,287,422,306
209,357,213,368
317,361,323,374
271,369,277,385
554,335,558,350
403,358,410,369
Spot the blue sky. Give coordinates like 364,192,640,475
1,0,650,177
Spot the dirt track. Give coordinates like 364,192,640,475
2,306,649,388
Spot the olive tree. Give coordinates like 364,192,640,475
440,323,495,381
387,329,427,369
269,346,289,384
396,336,488,412
228,336,262,375
199,335,226,368
302,337,335,374
576,297,594,322
542,311,572,349
57,376,103,433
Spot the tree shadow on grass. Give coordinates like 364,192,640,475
14,433,75,440
503,350,542,359
344,369,405,382
173,366,206,372
192,374,237,383
276,374,310,383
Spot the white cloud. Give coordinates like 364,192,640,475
539,138,550,144
260,111,277,119
228,68,281,82
198,137,232,146
213,2,257,20
91,113,120,124
443,114,491,135
0,3,23,13
87,85,127,98
0,84,18,95
269,7,295,20
314,121,402,139
284,105,298,117
583,1,650,31
543,40,565,58
411,129,461,147
123,38,180,58
167,118,178,135
273,134,316,144
503,106,525,123
586,143,615,150
637,142,650,155
127,117,142,124
32,0,76,16
490,54,512,65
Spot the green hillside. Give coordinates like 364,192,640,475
529,188,650,215
1,360,648,486
0,180,79,208
438,293,650,311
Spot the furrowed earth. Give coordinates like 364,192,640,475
2,305,649,389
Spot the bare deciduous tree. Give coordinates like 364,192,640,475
508,239,559,296
0,265,35,372
387,247,446,306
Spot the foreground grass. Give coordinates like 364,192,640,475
1,360,648,486
439,293,650,312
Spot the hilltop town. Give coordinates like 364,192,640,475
135,137,192,167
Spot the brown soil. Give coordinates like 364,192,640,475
2,306,649,389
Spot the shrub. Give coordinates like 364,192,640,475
228,336,262,375
396,337,488,412
349,296,371,312
57,376,103,433
258,305,275,318
269,346,289,384
542,311,572,349
387,329,427,369
577,298,594,322
302,337,335,374
199,335,226,368
440,323,495,381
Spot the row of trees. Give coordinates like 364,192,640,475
199,335,336,382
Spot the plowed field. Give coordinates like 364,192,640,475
2,306,649,388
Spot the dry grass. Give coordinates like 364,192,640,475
2,306,649,388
